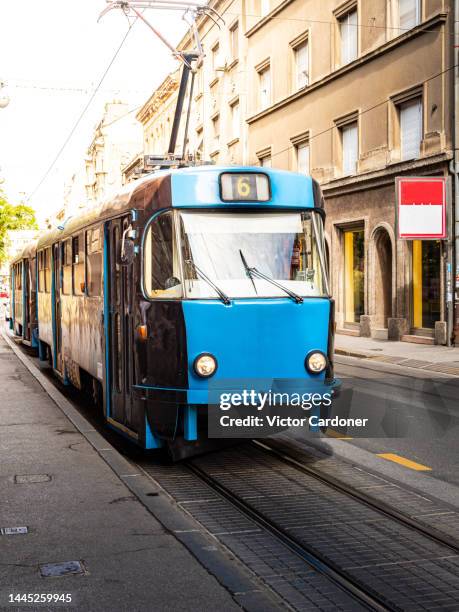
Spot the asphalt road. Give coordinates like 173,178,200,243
321,356,459,486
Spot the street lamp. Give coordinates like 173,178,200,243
0,79,10,109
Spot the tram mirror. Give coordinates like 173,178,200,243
119,225,135,265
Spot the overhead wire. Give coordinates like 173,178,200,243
26,20,138,203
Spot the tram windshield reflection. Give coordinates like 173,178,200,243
179,210,328,299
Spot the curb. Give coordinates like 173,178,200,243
335,347,372,359
1,330,283,612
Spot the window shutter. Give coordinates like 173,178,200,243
342,123,358,175
400,98,422,160
296,42,309,89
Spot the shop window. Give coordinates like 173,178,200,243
144,211,182,299
72,235,85,295
412,240,441,329
86,227,102,297
62,240,72,295
344,228,365,323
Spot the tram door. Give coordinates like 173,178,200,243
107,216,134,429
52,243,63,373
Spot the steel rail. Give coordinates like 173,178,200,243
186,460,392,612
253,439,459,555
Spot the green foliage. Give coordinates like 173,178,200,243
0,190,38,264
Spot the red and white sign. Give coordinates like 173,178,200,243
396,177,447,240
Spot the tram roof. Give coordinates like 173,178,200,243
10,240,38,265
33,166,318,251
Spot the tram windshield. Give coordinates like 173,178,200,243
143,210,329,300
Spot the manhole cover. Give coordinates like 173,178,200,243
15,474,51,484
40,561,85,578
1,526,28,535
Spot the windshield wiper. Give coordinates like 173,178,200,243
239,250,258,295
185,259,231,306
238,250,303,304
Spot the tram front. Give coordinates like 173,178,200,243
139,167,339,455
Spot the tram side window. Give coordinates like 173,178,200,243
38,252,44,292
72,235,85,295
15,263,22,289
86,227,102,297
62,240,72,295
144,212,182,299
42,248,51,293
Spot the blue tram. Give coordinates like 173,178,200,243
10,166,338,457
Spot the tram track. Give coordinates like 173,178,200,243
253,439,459,555
185,459,389,612
154,444,459,612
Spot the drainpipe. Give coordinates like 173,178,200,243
449,0,459,346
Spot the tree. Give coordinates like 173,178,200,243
0,190,37,264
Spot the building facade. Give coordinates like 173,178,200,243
132,0,457,344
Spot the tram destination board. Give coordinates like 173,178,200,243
220,172,271,202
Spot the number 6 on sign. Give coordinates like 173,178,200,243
237,177,251,198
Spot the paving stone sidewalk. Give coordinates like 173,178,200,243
0,334,242,612
335,334,459,376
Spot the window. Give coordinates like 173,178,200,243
211,114,220,148
15,263,22,289
260,156,272,168
86,227,102,297
400,98,422,160
180,210,328,299
211,43,220,76
62,240,72,295
259,65,271,110
297,142,310,175
341,122,358,175
260,0,270,17
230,22,239,61
72,235,85,295
339,9,358,65
399,0,420,30
38,251,45,293
44,248,51,293
144,211,182,299
294,41,309,90
231,101,240,139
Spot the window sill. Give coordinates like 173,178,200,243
227,137,240,147
209,76,220,88
228,58,239,70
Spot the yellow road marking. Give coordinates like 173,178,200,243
326,428,353,440
377,453,432,471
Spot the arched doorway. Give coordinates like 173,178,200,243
373,227,393,327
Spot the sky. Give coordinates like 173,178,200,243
0,0,189,223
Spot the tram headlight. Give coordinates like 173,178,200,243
305,351,328,374
194,353,217,378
